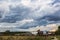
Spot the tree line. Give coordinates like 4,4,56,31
55,26,60,35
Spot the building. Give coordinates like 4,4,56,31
37,30,43,36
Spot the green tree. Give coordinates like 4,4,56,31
55,26,60,35
4,30,10,35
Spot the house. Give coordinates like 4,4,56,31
37,29,56,36
47,31,56,36
37,30,43,36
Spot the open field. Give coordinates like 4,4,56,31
0,36,59,40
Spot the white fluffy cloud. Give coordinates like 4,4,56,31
20,0,60,18
0,2,10,18
0,0,60,18
28,24,58,32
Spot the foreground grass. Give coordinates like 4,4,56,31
56,35,60,40
0,36,59,40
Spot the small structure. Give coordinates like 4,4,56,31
37,29,56,36
37,29,43,36
48,32,55,36
48,30,56,36
43,31,48,35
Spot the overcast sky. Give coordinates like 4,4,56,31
0,0,60,32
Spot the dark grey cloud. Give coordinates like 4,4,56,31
0,5,31,23
17,19,48,29
51,0,60,5
0,0,4,1
41,11,60,21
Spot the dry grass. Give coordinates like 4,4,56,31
0,36,59,40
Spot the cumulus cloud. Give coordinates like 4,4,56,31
0,0,60,32
0,19,34,27
0,19,34,32
0,0,60,19
28,24,58,31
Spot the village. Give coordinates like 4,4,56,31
0,29,56,36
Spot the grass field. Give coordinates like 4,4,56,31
0,36,59,40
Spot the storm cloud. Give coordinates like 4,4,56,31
0,0,60,32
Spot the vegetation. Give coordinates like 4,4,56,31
55,26,60,35
0,36,56,40
0,26,60,40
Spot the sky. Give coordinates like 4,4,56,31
0,0,60,32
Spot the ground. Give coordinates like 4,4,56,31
0,36,59,40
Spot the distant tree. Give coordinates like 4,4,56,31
58,26,60,29
4,30,10,35
37,30,40,36
5,30,10,33
55,26,60,35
